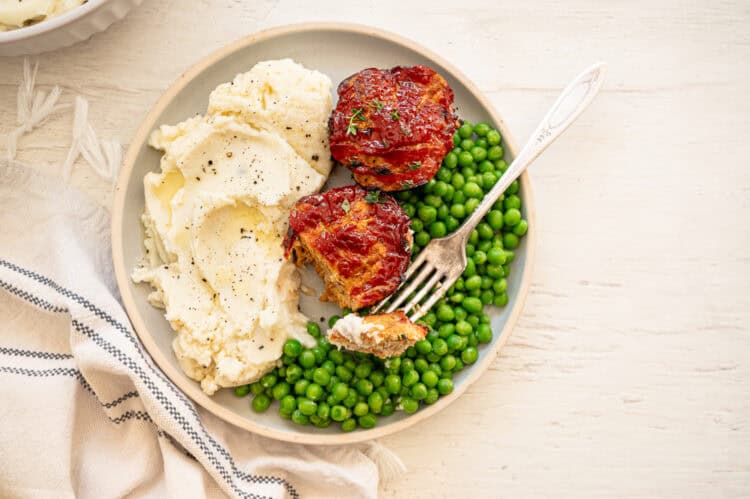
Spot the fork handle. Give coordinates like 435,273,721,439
457,62,607,239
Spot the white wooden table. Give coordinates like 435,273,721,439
2,1,748,497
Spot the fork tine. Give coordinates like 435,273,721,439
402,271,443,316
409,285,446,322
371,252,429,313
385,263,435,313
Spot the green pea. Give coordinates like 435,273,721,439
424,179,437,193
282,339,301,358
432,338,449,356
329,382,347,403
504,194,521,210
414,358,429,373
462,182,483,199
469,146,486,162
421,370,439,388
453,132,462,146
252,393,271,413
454,358,465,371
381,402,395,417
411,383,428,400
271,382,290,400
355,379,373,396
429,221,447,238
455,320,473,336
312,368,330,386
444,151,459,168
465,198,480,215
370,370,385,387
476,324,493,343
423,312,437,327
331,405,348,422
328,315,340,328
402,203,416,217
260,373,277,389
474,122,490,137
460,139,475,151
480,289,494,305
478,160,494,173
504,208,521,227
359,413,377,429
487,145,504,161
481,172,497,191
411,219,424,235
485,211,502,232
402,370,420,387
279,394,297,413
368,392,384,413
439,324,456,338
401,397,419,414
495,159,508,172
462,346,479,365
292,410,310,425
343,388,359,408
445,216,459,232
384,374,401,394
437,378,454,395
285,365,303,383
308,322,323,338
424,388,440,404
513,219,528,236
450,172,465,191
458,122,474,138
494,293,509,307
454,307,468,322
503,233,519,249
306,383,324,401
336,366,353,383
353,401,369,417
400,358,414,373
234,384,250,397
486,264,505,279
414,231,431,247
463,259,477,278
294,379,310,396
473,251,487,266
503,263,511,275
440,354,457,371
311,346,326,364
486,129,501,145
385,357,401,374
490,278,506,294
341,418,357,432
487,247,506,265
467,315,481,329
457,151,474,168
461,297,483,314
354,362,372,379
296,351,314,370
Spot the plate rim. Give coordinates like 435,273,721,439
112,21,536,445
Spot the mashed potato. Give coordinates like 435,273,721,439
0,0,85,31
133,60,333,394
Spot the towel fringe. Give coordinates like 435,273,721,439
6,58,67,162
364,440,406,483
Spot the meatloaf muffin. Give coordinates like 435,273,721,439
284,185,412,311
329,65,458,191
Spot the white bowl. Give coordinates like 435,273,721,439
112,23,536,445
0,0,142,56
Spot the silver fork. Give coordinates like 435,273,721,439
373,62,607,321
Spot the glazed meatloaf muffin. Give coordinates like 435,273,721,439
327,311,427,359
329,65,458,191
284,185,412,311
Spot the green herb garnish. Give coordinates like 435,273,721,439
341,199,351,213
346,107,367,136
365,190,385,203
369,100,384,111
408,161,421,170
390,110,400,121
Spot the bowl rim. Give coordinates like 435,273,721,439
112,21,536,445
0,0,109,43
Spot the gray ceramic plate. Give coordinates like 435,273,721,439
112,22,535,445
